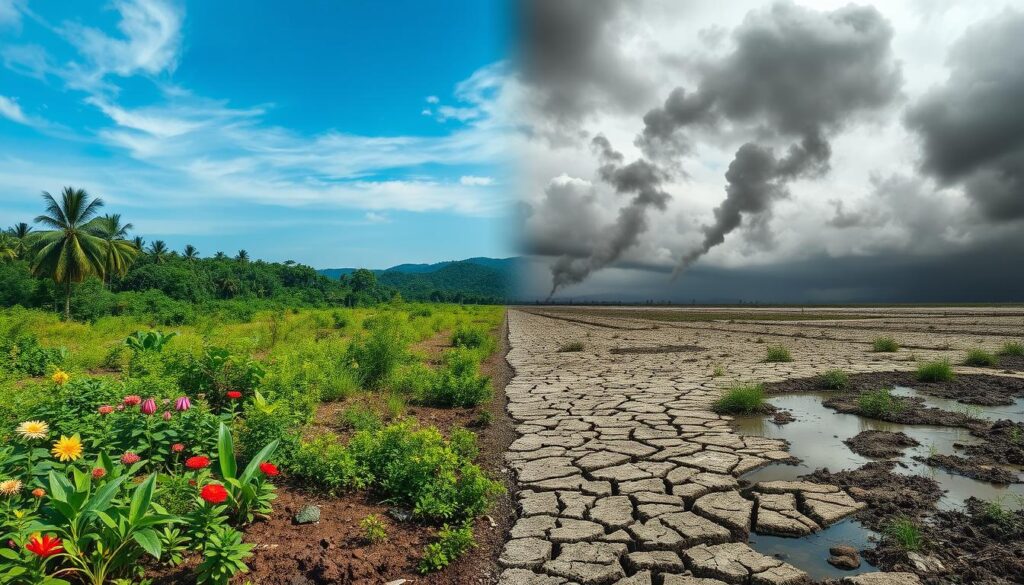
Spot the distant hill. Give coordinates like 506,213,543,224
318,257,519,302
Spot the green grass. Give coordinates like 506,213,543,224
764,345,792,363
998,341,1024,357
557,341,585,353
819,369,849,390
712,364,725,377
916,359,954,382
712,384,766,415
964,348,998,367
885,517,923,551
857,388,904,418
871,336,900,352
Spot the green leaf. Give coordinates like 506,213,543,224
85,474,128,514
218,422,237,480
133,529,162,559
47,471,69,503
239,439,279,485
129,474,157,525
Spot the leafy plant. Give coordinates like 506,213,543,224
964,348,997,367
871,337,899,352
195,525,253,585
346,316,409,389
289,434,370,494
340,404,382,432
884,517,923,551
819,369,849,390
712,384,766,415
764,345,792,363
418,348,492,408
450,326,489,350
124,330,177,353
916,359,954,382
215,423,278,524
360,514,388,544
418,524,475,573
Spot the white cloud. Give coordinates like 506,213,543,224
425,95,439,104
364,211,390,223
0,95,28,124
460,175,494,186
0,0,22,28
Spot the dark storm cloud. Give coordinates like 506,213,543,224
905,10,1024,221
637,2,902,273
520,0,654,138
519,177,603,259
547,136,670,297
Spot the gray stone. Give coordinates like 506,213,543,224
499,538,553,569
625,550,685,572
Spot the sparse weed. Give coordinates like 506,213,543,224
764,345,792,363
418,524,476,573
712,384,766,415
885,517,923,551
998,341,1024,357
819,369,849,390
360,514,389,544
557,341,585,353
964,348,997,367
872,336,899,352
712,364,725,377
340,404,382,432
916,359,954,382
858,388,904,418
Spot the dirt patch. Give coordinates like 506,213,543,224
844,430,919,458
999,355,1024,373
924,498,1024,584
915,453,1019,485
821,392,983,429
771,409,795,425
960,420,1024,467
804,461,942,528
765,371,1024,407
608,344,706,354
412,328,453,366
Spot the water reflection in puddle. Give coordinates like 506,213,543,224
888,386,1024,422
748,519,877,580
732,392,1024,511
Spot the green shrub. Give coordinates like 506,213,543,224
0,332,66,376
884,517,923,551
872,337,900,352
418,524,476,573
360,514,389,544
998,341,1024,357
340,404,382,432
557,341,584,352
238,395,301,465
347,315,409,388
712,384,766,415
964,348,997,367
764,345,792,363
916,359,954,382
819,369,849,390
289,434,371,494
450,326,490,350
418,348,492,408
858,388,904,418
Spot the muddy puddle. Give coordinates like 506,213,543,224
888,386,1024,422
748,518,877,580
734,392,1024,511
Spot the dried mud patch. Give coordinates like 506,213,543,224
844,430,919,458
765,371,1024,407
960,420,1024,467
608,344,706,354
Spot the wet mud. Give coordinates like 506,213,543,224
844,430,919,458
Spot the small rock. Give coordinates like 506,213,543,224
830,545,858,558
828,554,860,570
293,504,320,525
388,508,413,522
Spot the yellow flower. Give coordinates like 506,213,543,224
51,369,70,386
15,420,49,440
51,435,83,462
0,479,22,496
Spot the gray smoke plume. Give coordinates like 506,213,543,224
548,135,670,297
639,2,901,273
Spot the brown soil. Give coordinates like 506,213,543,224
999,354,1024,373
412,328,454,367
960,420,1024,467
925,498,1024,584
821,392,983,429
844,430,919,458
230,312,515,585
608,344,706,354
914,454,1019,485
771,409,795,425
765,371,1024,407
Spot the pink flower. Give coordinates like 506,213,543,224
174,396,192,411
123,395,141,406
171,443,185,453
140,398,157,416
116,404,125,411
97,405,114,415
120,452,140,465
91,467,106,479
162,411,172,421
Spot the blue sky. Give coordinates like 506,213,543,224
0,0,514,268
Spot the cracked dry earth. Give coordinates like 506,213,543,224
492,307,1024,585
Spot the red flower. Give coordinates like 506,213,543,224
171,443,185,453
31,488,45,499
123,395,142,406
25,534,63,558
91,467,106,479
200,483,229,504
185,456,210,470
226,391,242,400
259,462,280,477
97,405,114,415
120,452,140,465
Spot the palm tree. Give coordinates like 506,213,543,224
132,236,145,250
183,244,199,261
147,240,169,264
213,251,227,260
90,213,138,285
30,187,107,320
8,222,33,258
0,233,17,261
235,249,249,263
